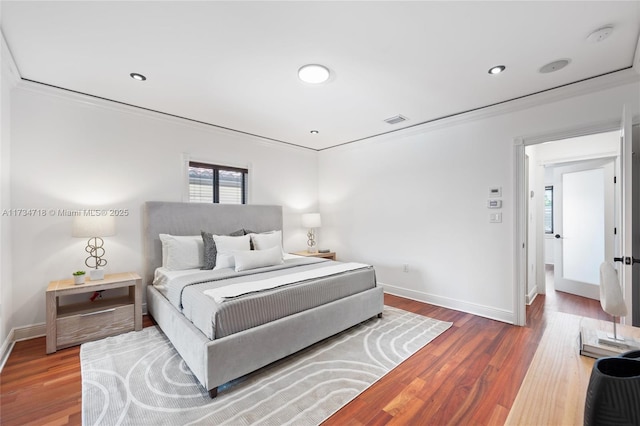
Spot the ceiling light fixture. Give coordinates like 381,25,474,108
488,65,506,75
310,130,319,134
298,64,330,84
130,73,147,81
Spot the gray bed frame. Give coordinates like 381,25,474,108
143,201,384,397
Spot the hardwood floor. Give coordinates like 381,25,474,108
1,290,603,426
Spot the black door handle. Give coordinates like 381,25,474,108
614,257,640,264
555,234,561,239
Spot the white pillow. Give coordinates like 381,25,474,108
213,234,251,269
234,245,284,272
250,230,283,254
159,234,203,270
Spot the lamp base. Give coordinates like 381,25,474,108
597,330,640,350
89,269,105,281
306,228,318,253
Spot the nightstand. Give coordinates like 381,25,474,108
291,251,337,261
46,272,142,354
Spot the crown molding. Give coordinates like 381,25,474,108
14,79,316,153
11,61,639,155
633,33,640,76
321,68,640,153
1,30,21,87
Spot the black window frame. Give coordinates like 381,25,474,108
188,161,248,204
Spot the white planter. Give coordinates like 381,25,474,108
73,274,86,285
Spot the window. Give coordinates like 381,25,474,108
544,186,553,234
188,162,248,204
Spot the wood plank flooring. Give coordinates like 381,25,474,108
1,290,604,425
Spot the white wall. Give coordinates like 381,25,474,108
319,78,640,323
9,84,318,330
0,32,17,363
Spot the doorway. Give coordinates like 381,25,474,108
524,131,620,315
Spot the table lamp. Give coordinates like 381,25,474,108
598,261,636,349
301,213,321,253
72,215,116,280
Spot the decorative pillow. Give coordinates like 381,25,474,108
213,234,251,270
234,246,284,272
250,230,283,255
201,229,244,270
159,234,203,271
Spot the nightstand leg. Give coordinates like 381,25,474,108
45,292,57,354
133,279,142,331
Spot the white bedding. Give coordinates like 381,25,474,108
204,262,369,302
153,253,305,296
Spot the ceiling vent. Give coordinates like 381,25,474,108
384,115,408,125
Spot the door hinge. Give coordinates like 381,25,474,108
614,176,617,184
614,227,617,235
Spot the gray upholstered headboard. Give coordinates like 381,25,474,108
143,202,283,286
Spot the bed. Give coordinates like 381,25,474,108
143,201,384,398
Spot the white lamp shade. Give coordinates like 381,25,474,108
302,213,321,228
72,215,116,238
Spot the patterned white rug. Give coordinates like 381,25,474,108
81,306,452,425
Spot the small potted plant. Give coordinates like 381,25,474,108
72,270,86,285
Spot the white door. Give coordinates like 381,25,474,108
553,158,615,299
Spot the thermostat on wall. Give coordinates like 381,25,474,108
489,187,502,198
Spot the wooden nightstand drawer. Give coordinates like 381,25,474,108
56,304,134,348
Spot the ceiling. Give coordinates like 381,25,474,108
1,1,639,150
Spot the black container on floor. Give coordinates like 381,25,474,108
584,350,640,426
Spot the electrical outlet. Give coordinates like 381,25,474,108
403,264,409,273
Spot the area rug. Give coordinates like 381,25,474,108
81,306,452,425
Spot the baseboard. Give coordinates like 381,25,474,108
0,328,15,372
381,282,516,324
0,323,46,373
13,323,46,341
526,285,539,305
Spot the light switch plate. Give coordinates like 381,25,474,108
489,213,502,223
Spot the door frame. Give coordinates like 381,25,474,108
514,120,623,326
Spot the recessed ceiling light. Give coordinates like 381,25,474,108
488,65,506,75
298,64,330,84
587,26,614,43
539,59,570,74
310,130,319,134
130,73,146,81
